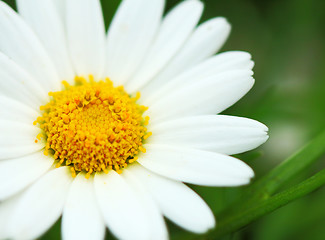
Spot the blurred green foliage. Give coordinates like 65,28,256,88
2,0,325,239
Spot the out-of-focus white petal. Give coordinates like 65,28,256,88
8,167,73,240
0,120,44,160
149,115,268,155
94,171,151,240
0,2,61,92
125,0,203,93
130,164,215,233
138,144,254,186
62,173,105,240
0,151,53,201
141,17,231,95
66,0,106,79
106,0,164,86
52,0,66,25
147,70,254,123
17,0,75,82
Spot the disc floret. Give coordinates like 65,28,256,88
34,76,151,178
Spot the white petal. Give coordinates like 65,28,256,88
138,144,254,186
149,115,268,155
0,52,48,108
0,120,44,160
130,163,215,233
0,96,40,123
125,0,203,93
147,70,254,123
8,167,73,240
62,173,105,240
66,0,106,79
0,151,53,201
17,0,75,82
94,171,151,240
122,169,168,240
141,17,231,96
143,51,254,104
52,0,65,23
0,2,61,92
0,194,21,239
106,0,164,85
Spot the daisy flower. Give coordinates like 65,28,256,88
0,0,269,239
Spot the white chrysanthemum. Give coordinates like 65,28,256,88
0,0,269,239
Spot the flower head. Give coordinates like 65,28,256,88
0,0,268,239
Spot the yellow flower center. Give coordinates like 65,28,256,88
34,76,151,178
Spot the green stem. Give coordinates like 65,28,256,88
173,130,325,240
174,169,325,240
211,129,325,238
248,128,325,197
212,168,325,238
223,128,325,213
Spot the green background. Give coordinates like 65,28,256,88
3,0,325,239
